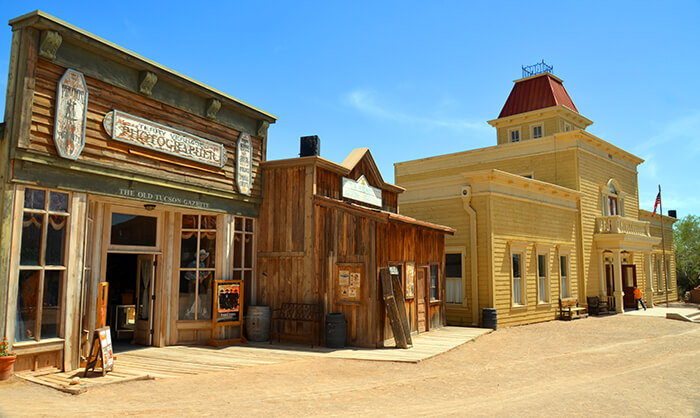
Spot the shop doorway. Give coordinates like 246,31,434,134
105,253,157,349
622,265,637,309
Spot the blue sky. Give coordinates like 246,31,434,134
1,1,698,218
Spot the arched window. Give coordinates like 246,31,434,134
602,179,625,217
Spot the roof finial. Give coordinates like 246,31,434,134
521,60,553,78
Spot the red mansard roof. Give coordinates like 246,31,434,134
498,73,578,118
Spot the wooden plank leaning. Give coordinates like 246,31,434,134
380,268,412,349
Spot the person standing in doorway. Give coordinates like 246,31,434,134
633,286,647,311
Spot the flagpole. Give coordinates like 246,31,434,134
658,184,669,307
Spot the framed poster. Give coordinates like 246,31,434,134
215,281,241,323
405,262,415,299
336,264,363,302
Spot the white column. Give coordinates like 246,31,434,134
613,250,624,313
598,250,606,298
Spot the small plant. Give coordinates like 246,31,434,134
0,337,15,357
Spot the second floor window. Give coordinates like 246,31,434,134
532,125,543,139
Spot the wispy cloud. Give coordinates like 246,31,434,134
344,89,490,134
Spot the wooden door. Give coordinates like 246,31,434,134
134,255,155,345
622,265,637,309
605,264,615,311
416,268,427,333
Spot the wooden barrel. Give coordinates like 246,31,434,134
325,313,346,348
245,306,270,342
482,308,497,330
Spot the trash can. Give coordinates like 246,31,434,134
482,308,497,330
325,312,346,348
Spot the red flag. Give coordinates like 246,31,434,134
652,192,661,216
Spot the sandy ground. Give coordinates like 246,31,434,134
1,314,699,417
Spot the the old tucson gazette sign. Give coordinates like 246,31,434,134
236,133,252,195
54,69,88,159
102,110,227,168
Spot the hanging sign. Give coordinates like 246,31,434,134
102,110,227,168
236,133,252,195
54,69,88,160
342,175,382,207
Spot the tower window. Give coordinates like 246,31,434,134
532,125,543,139
509,129,520,142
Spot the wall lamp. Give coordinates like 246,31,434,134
144,204,156,211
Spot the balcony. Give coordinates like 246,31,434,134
595,216,650,237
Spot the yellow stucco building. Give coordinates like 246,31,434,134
395,71,677,328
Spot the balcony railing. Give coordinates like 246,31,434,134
595,216,650,237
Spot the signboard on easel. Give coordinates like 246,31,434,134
84,326,114,377
207,280,246,347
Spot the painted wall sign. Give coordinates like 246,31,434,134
342,175,382,207
118,188,211,209
236,133,252,195
103,110,227,168
53,69,88,160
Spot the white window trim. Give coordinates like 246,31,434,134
601,178,626,217
536,247,550,305
508,128,521,143
445,246,466,306
558,248,571,300
530,123,544,139
563,121,572,132
509,242,528,308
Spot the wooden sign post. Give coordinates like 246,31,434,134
207,280,246,347
84,326,114,377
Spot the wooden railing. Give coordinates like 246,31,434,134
595,216,650,237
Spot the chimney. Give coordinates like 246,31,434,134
300,135,320,157
668,210,677,218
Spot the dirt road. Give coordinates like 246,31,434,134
2,314,699,417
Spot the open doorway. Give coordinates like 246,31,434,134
105,253,156,352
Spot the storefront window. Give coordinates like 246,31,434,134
179,214,216,320
233,216,255,308
16,188,69,342
111,213,157,246
429,265,439,301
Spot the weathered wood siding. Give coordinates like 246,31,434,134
27,60,264,197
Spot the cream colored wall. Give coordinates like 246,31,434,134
497,116,560,144
487,194,579,327
576,150,640,297
646,218,678,303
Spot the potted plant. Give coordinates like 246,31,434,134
0,337,16,381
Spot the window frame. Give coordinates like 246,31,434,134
15,186,71,343
558,249,571,300
531,123,544,139
509,242,527,307
429,263,440,304
178,213,219,321
536,248,550,305
445,249,465,305
563,121,572,132
508,128,521,143
601,179,625,217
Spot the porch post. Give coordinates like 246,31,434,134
646,251,654,308
598,250,606,298
613,250,624,313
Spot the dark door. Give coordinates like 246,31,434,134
622,265,637,309
134,255,155,345
605,264,615,311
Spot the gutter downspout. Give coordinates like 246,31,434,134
461,186,479,326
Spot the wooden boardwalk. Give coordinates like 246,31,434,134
17,326,490,394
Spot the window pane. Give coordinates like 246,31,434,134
538,254,547,278
245,218,254,232
561,277,568,298
234,217,243,232
16,270,40,341
200,233,216,268
244,234,253,268
232,270,242,280
49,192,68,212
180,231,198,268
233,233,243,269
512,254,521,278
24,188,45,209
201,215,216,230
20,213,43,266
560,256,568,277
45,215,67,266
179,271,198,320
446,278,462,304
198,273,213,320
513,279,521,305
41,270,62,339
430,265,438,300
111,213,157,246
445,253,462,278
538,278,547,302
182,215,197,229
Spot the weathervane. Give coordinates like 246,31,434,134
522,60,553,78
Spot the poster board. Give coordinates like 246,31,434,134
84,326,113,377
208,280,246,347
336,264,363,302
405,262,415,299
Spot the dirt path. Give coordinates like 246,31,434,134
2,314,699,417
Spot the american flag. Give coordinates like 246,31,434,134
652,191,661,216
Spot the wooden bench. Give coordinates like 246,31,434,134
271,303,322,347
559,298,588,320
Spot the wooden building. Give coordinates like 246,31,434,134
0,11,275,372
395,70,677,328
257,146,453,347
